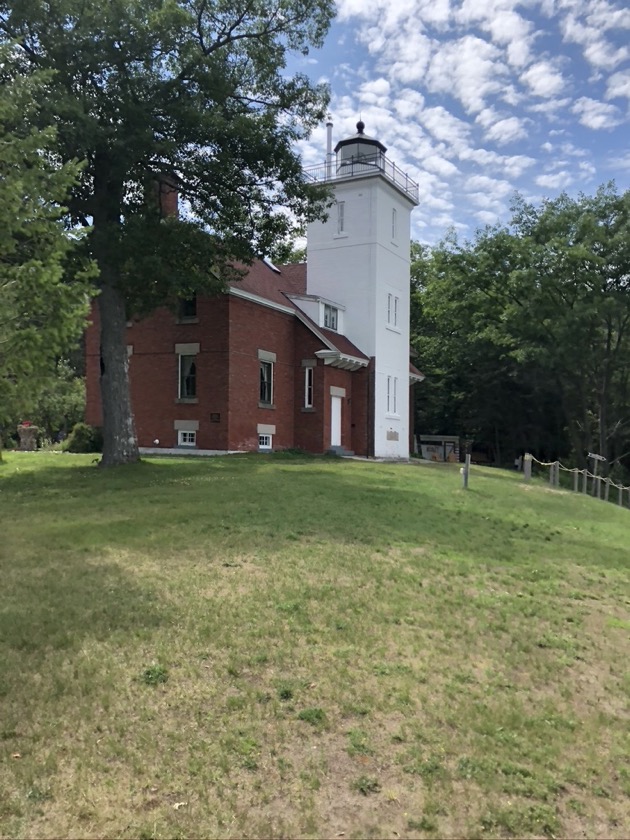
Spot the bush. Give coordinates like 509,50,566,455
63,422,103,453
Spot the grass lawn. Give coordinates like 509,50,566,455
0,451,628,839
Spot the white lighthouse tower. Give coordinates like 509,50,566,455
304,121,419,458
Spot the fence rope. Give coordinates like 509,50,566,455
529,455,630,492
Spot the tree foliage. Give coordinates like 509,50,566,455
412,185,630,477
0,0,334,465
0,53,93,454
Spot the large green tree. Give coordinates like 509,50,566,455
0,0,333,465
0,55,93,457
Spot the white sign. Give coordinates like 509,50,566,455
588,452,606,462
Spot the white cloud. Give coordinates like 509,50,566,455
521,61,566,97
475,210,501,226
578,160,597,178
465,174,513,199
484,116,528,145
358,77,391,105
606,70,630,101
422,154,460,178
535,171,574,190
572,97,623,129
424,36,507,114
419,106,471,149
458,148,535,178
393,89,426,120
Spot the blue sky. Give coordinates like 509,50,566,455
292,0,630,245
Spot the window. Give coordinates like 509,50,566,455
178,430,196,447
324,304,338,331
304,366,314,408
179,355,197,398
259,434,272,449
178,294,197,320
387,376,398,414
387,294,399,327
392,208,397,240
260,360,273,405
337,201,345,234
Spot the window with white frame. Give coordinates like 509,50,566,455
323,303,338,331
392,208,397,240
337,201,345,234
259,434,272,449
178,430,197,447
179,355,197,398
387,375,398,414
387,293,399,327
260,360,273,405
304,366,314,408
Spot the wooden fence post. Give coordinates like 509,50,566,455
523,453,532,483
573,470,579,492
554,461,561,488
619,486,624,506
549,463,554,487
604,479,610,502
582,469,588,494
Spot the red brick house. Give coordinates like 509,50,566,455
85,122,424,457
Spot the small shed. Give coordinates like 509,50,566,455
417,434,460,463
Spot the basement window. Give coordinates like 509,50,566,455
178,430,197,447
259,434,272,450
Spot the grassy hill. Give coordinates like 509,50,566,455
0,452,628,839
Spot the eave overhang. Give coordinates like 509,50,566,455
315,349,368,372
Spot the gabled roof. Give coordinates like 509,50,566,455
228,260,369,368
229,260,306,306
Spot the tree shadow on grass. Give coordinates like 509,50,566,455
0,549,170,657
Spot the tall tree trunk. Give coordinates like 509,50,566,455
93,163,139,467
98,279,139,466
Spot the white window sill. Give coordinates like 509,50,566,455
390,240,399,247
333,233,348,239
386,413,400,420
386,325,401,334
176,397,199,404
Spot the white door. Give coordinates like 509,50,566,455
330,396,342,447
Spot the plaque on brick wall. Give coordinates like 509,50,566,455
386,430,399,441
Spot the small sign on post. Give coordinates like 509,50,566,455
588,453,606,499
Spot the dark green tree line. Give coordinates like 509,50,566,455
412,185,630,478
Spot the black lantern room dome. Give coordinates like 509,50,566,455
334,121,387,166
